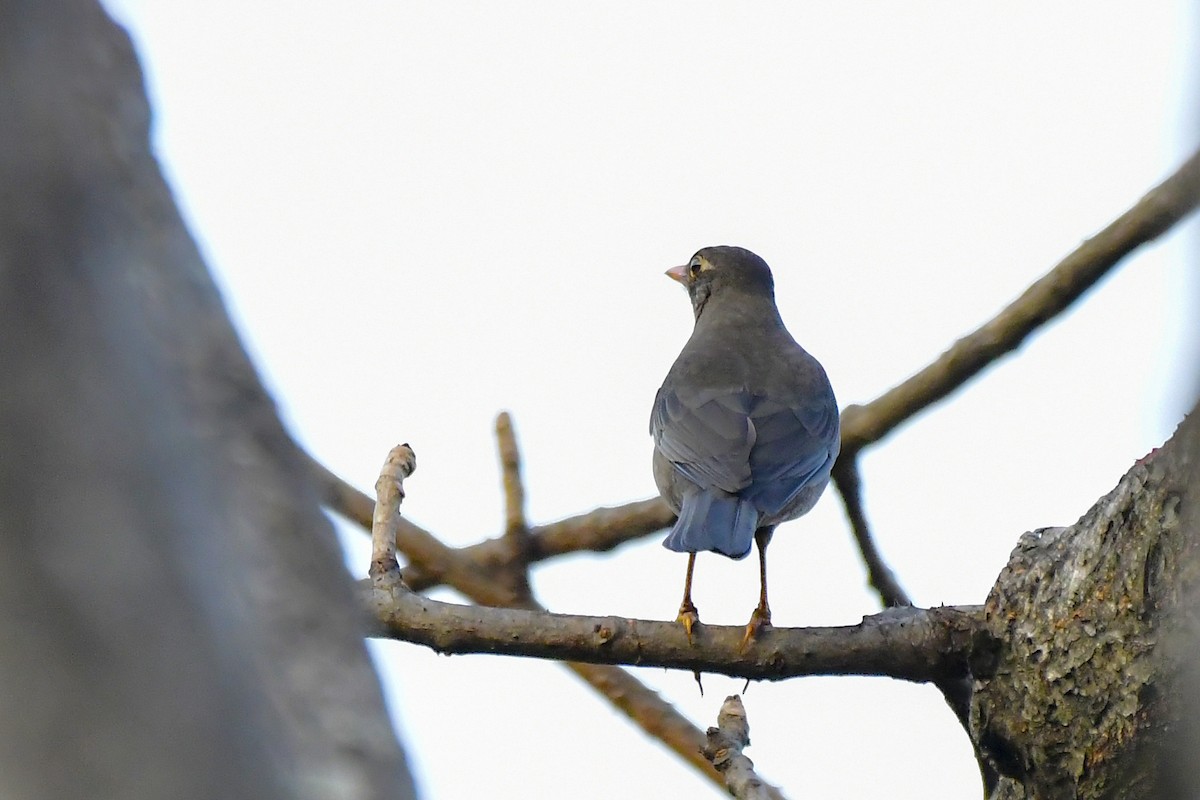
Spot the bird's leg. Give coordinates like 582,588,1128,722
740,527,775,652
676,552,700,642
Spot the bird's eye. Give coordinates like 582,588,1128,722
689,261,702,278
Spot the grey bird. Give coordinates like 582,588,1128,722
651,245,840,648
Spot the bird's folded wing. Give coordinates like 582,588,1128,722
741,395,840,515
650,387,756,494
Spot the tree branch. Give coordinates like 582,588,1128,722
335,448,724,787
309,453,528,606
367,585,980,683
830,456,911,608
831,455,996,790
702,696,786,800
497,411,528,541
309,450,673,594
493,411,534,601
824,150,1200,796
404,497,676,593
369,444,416,576
837,145,1200,457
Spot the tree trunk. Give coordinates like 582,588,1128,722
971,409,1200,799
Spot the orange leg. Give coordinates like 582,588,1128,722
740,528,774,652
676,552,700,642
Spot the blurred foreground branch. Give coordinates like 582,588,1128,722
1,3,416,797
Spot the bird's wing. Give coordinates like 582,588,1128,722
650,386,756,494
741,393,840,515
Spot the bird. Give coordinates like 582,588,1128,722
650,245,840,649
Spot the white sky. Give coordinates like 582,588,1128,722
101,3,1197,798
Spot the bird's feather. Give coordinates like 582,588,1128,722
651,386,838,521
651,386,755,494
742,395,839,516
661,488,759,559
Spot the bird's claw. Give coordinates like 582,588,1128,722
738,604,771,653
676,602,701,644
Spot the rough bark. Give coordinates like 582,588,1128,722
0,2,416,798
971,411,1200,799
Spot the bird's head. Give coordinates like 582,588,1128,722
666,245,775,320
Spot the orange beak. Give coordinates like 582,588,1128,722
665,265,689,284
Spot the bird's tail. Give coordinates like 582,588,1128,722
662,490,758,560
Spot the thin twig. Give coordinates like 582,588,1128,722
309,453,526,605
311,448,672,593
484,416,722,779
496,412,528,541
702,696,786,800
494,411,534,601
830,456,911,608
830,457,994,790
403,498,674,593
369,443,416,576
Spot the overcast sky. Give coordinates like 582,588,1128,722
102,4,1196,798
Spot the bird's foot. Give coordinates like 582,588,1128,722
738,604,771,653
676,600,701,643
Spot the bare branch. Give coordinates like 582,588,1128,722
486,417,725,779
493,412,534,601
310,451,724,787
368,586,980,683
826,149,1200,795
308,453,527,606
405,498,675,593
830,457,995,790
313,445,673,594
838,145,1200,456
369,443,416,576
830,456,911,608
530,497,675,557
496,411,528,541
310,450,669,589
309,452,375,528
563,661,718,783
702,696,786,800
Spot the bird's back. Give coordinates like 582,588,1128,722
653,312,839,527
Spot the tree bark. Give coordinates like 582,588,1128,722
971,410,1200,799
